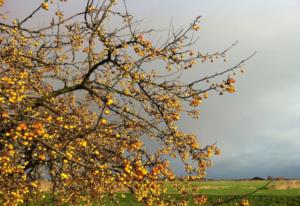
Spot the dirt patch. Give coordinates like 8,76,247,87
37,180,53,192
268,180,300,190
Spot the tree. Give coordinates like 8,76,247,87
0,1,254,205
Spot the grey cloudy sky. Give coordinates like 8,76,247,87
135,0,300,179
4,0,300,179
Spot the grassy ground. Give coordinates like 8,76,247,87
103,194,300,206
176,180,300,196
26,180,300,206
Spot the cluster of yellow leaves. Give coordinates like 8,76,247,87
0,0,248,205
240,199,250,206
192,23,200,31
0,71,28,103
193,195,208,205
41,2,49,10
0,0,4,7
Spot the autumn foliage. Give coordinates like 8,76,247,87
0,1,253,205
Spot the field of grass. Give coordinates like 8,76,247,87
189,180,300,206
105,180,300,206
26,180,300,206
173,180,300,196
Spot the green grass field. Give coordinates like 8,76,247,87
172,180,300,196
26,180,300,206
104,180,300,206
106,194,300,206
182,180,300,206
